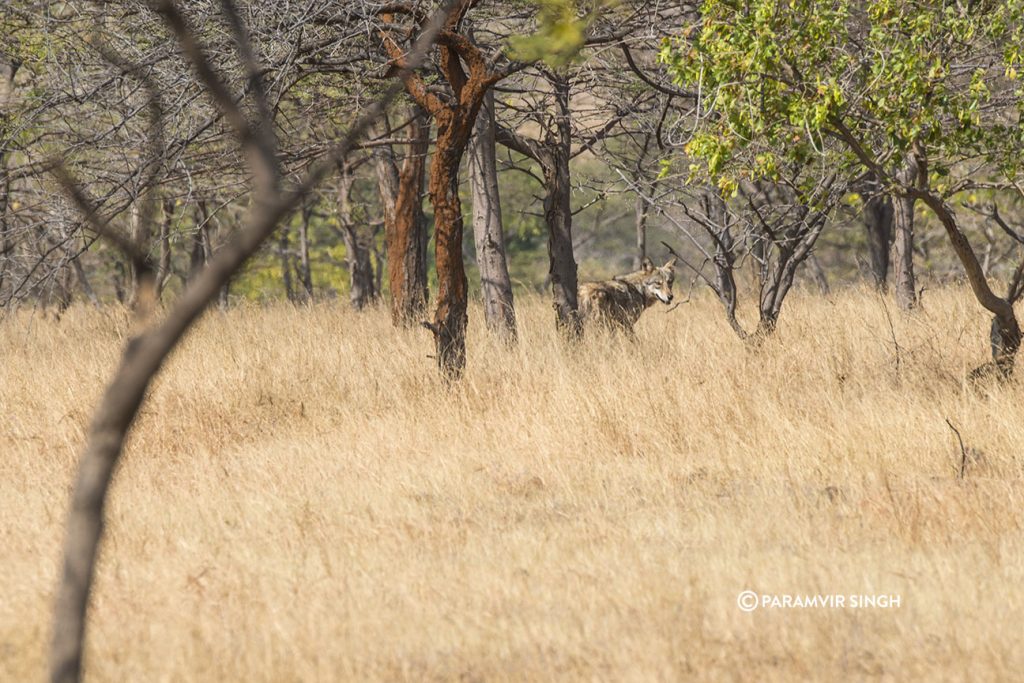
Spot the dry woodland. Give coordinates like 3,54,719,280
4,287,1024,681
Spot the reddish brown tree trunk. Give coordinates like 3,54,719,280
428,110,472,377
377,106,430,326
379,0,505,377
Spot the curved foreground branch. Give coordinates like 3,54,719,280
49,2,455,680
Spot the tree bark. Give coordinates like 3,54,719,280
862,175,893,290
0,57,19,298
916,192,1021,376
126,199,156,314
543,74,581,338
427,109,471,377
155,199,173,302
379,1,506,378
375,106,430,326
634,192,649,271
468,89,516,341
808,253,830,295
892,155,919,310
297,202,313,301
494,74,580,338
338,164,378,309
278,223,296,302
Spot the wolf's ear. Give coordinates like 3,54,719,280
664,257,677,271
641,257,654,273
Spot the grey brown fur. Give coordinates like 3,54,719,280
578,257,676,337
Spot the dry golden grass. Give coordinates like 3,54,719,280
3,285,1024,681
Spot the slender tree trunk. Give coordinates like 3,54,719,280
70,253,99,307
426,109,472,378
189,204,207,282
633,192,649,271
862,176,893,290
543,74,581,338
192,201,228,308
892,155,919,310
808,253,830,295
338,164,377,309
297,202,313,301
0,58,19,299
917,192,1021,376
376,106,430,326
155,199,173,302
468,89,516,341
278,223,295,303
126,199,155,313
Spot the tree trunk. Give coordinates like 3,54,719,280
892,155,919,310
376,106,430,326
189,202,210,282
155,199,173,302
278,223,295,303
126,199,156,313
543,74,581,338
468,89,516,341
862,177,893,290
427,109,472,379
633,192,649,271
70,252,99,307
338,165,377,309
0,58,18,299
807,253,830,295
917,192,1021,376
297,202,313,301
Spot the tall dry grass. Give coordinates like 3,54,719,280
3,285,1024,681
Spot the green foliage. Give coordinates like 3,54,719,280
659,0,1024,193
508,0,611,67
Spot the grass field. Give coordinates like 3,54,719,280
3,285,1024,681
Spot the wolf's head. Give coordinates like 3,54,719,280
637,257,677,304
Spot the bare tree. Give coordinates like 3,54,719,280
891,151,921,310
374,106,430,326
468,88,516,340
860,174,894,290
377,0,516,378
338,162,380,309
48,2,453,680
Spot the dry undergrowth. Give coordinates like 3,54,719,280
3,285,1024,681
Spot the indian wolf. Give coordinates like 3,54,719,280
578,257,677,337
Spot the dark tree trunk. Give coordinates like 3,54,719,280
0,58,19,299
468,89,516,341
542,74,581,338
916,192,1022,377
892,155,919,310
70,253,99,307
376,106,430,326
862,177,893,290
427,109,473,378
278,223,296,303
126,199,156,313
338,165,378,309
808,254,830,295
493,74,580,339
189,201,214,281
155,199,173,302
297,202,313,301
634,193,649,271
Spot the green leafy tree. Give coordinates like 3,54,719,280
662,0,1024,375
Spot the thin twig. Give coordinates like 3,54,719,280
945,418,968,479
